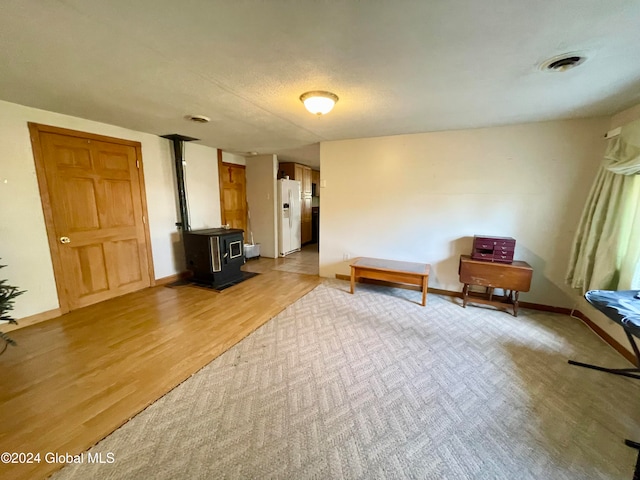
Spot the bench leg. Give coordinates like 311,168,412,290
421,275,428,306
350,267,355,294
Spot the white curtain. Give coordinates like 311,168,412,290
566,119,640,293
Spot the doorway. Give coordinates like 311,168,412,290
218,151,248,234
29,123,154,313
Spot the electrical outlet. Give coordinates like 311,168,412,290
343,253,350,261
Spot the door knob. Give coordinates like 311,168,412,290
59,236,71,244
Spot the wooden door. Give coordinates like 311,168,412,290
30,124,154,312
218,160,248,234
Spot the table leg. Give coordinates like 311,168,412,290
350,267,355,294
513,291,520,317
421,274,428,306
462,284,469,307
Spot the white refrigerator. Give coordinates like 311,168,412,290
277,178,302,256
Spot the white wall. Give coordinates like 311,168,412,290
0,100,184,318
184,143,222,230
319,117,610,307
221,151,246,166
610,103,640,130
245,154,278,258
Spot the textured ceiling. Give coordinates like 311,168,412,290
1,0,640,168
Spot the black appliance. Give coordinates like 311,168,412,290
161,133,246,289
183,228,245,288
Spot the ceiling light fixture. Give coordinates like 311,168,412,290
300,91,339,115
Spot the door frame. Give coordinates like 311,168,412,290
28,123,156,314
217,150,247,231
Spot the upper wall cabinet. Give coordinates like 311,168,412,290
280,162,312,196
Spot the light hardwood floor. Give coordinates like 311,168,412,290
0,253,320,480
272,242,319,275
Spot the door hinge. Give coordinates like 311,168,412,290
142,215,146,224
136,160,140,169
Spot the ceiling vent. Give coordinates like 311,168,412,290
540,54,586,72
186,114,211,123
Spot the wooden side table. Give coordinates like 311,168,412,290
350,257,430,306
458,254,532,316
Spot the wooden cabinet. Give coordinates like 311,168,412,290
279,162,314,244
459,255,532,316
278,163,295,180
294,164,305,187
301,166,312,197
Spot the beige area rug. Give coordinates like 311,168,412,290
52,280,640,479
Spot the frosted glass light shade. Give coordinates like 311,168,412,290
300,91,339,115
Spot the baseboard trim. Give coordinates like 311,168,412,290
0,308,62,333
155,271,191,286
570,310,636,365
336,275,564,309
428,287,462,298
518,302,572,315
336,274,635,364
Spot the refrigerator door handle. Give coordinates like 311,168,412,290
288,189,293,228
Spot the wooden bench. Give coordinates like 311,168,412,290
349,257,430,306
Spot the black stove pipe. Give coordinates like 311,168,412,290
160,133,199,231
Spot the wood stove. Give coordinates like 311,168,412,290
161,133,246,289
183,228,245,288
